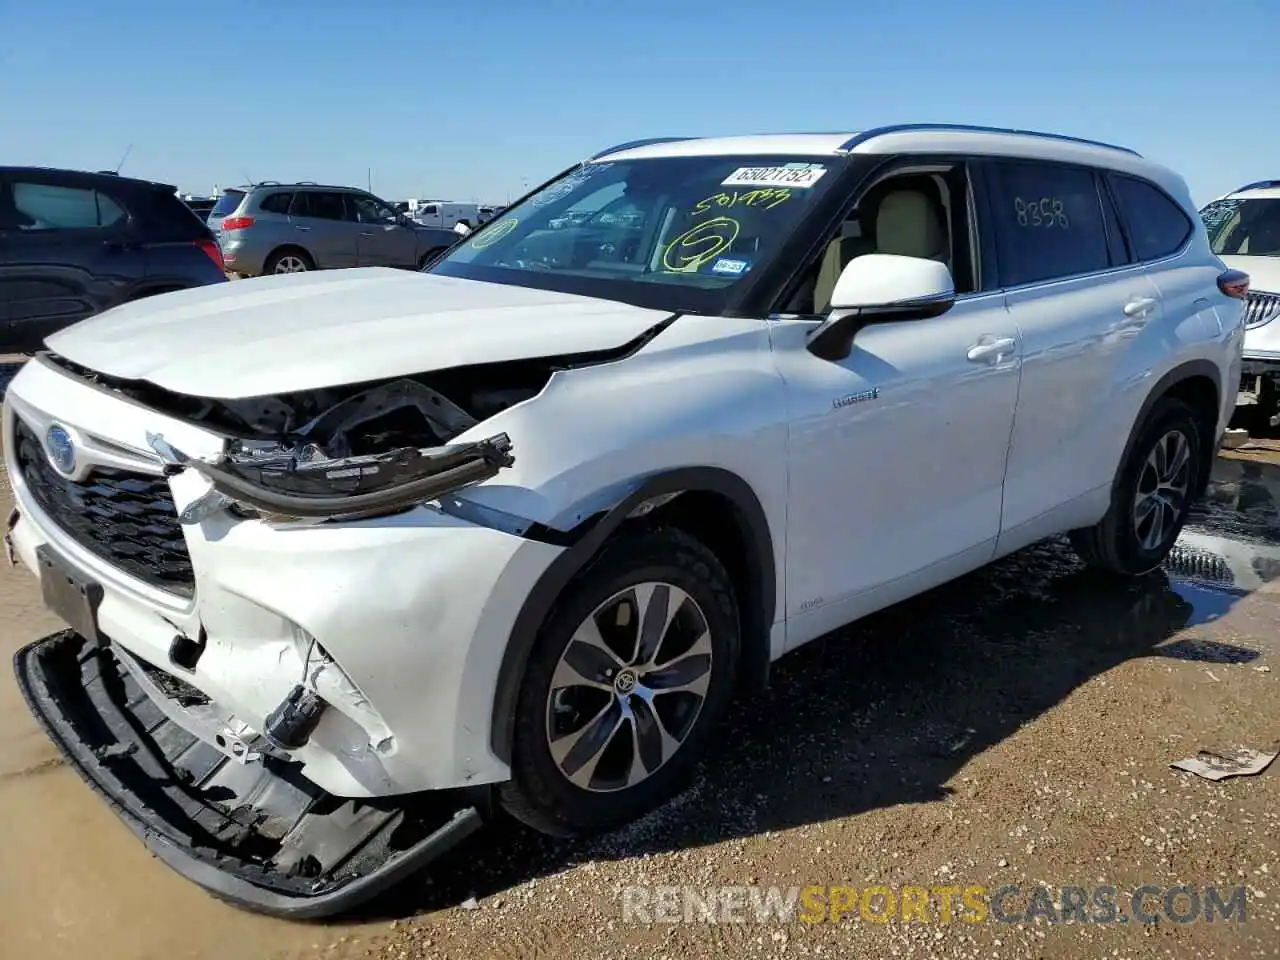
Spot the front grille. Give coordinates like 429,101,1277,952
1244,290,1280,329
13,418,194,596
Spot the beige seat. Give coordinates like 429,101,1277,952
810,187,949,313
874,189,948,261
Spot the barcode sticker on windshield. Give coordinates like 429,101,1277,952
722,165,827,189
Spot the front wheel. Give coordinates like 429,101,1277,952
498,527,740,838
1069,396,1204,575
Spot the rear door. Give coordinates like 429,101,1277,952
0,171,143,353
288,191,359,268
983,159,1165,554
349,193,418,267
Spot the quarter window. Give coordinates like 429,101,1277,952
11,181,126,231
987,162,1110,286
1109,175,1192,261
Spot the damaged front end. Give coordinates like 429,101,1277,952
15,630,486,919
144,376,517,524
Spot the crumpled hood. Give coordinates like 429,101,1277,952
46,268,673,399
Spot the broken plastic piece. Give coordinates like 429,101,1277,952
1171,745,1279,781
263,684,327,751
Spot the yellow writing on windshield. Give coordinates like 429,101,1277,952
693,189,792,215
662,217,741,272
469,217,519,250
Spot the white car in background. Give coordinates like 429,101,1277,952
1200,180,1280,429
5,124,1245,918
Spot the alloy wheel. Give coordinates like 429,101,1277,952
545,582,713,793
1133,428,1192,551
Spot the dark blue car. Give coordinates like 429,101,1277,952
0,166,228,354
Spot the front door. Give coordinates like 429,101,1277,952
771,162,1021,648
349,194,418,267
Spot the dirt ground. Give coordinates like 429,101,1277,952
1,364,1278,959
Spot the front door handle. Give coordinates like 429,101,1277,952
1123,296,1158,318
360,231,375,237
966,336,1017,364
294,225,311,232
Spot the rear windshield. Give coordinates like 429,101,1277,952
210,189,246,218
1202,197,1280,257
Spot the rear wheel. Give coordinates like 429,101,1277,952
264,248,313,275
1069,396,1204,575
498,528,740,838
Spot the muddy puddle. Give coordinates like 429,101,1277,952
0,456,1277,960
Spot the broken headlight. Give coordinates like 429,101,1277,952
147,377,516,523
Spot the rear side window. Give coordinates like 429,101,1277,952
1108,175,1192,262
258,191,294,215
986,161,1110,286
292,191,348,221
210,189,245,217
11,181,126,231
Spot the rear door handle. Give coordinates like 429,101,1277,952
966,336,1017,364
359,231,374,237
294,225,311,232
1123,296,1158,318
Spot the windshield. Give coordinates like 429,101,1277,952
430,154,840,313
1201,197,1280,257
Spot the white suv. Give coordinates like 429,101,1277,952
1200,180,1280,429
4,124,1247,917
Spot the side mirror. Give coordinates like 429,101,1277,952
808,254,956,361
453,222,472,237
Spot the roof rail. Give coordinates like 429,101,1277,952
588,137,695,160
1236,179,1280,192
839,124,1142,157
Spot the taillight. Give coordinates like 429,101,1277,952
197,238,226,272
221,216,255,231
1218,269,1250,300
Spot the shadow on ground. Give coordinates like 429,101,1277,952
335,458,1280,922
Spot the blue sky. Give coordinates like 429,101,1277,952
2,0,1275,206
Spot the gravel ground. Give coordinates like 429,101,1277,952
0,402,1277,960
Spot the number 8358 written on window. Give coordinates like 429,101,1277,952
1013,197,1069,229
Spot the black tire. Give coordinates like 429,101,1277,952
498,527,740,838
1069,396,1205,576
263,247,314,275
1244,378,1277,437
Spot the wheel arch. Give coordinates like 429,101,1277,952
1115,359,1221,499
489,466,776,764
263,244,314,273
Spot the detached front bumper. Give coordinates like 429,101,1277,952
15,630,485,918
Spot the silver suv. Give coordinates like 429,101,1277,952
208,182,459,276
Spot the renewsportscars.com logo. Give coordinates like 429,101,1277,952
620,884,1250,925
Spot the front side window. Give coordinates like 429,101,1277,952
1109,175,1192,261
350,194,398,224
1201,197,1280,257
431,154,841,313
986,161,1110,286
11,181,126,231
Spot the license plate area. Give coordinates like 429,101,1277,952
37,545,104,644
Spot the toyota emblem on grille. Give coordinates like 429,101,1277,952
45,424,76,475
